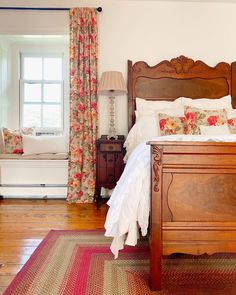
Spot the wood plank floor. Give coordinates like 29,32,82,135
0,199,108,294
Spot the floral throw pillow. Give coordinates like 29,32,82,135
184,106,227,135
3,127,35,154
227,117,236,134
158,113,186,136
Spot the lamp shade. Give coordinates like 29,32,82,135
98,71,127,96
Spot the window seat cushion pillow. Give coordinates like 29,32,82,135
22,135,68,155
2,127,35,154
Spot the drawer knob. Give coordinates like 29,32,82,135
108,145,114,150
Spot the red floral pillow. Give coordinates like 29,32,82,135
3,127,35,154
227,117,236,134
158,113,187,136
184,106,227,135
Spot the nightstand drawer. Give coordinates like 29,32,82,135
100,143,122,152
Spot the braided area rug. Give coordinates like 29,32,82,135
3,230,236,295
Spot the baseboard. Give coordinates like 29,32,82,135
0,186,67,197
2,195,66,199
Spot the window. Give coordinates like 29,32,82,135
20,53,64,133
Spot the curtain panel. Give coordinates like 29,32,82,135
67,8,98,203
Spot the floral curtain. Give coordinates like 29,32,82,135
67,8,98,203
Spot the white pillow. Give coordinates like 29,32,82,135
156,108,185,117
22,135,68,155
136,97,183,119
227,109,236,119
182,95,232,110
199,124,230,136
124,115,158,161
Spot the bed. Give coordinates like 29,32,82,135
127,55,236,290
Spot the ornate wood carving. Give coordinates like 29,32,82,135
132,55,231,78
170,55,195,74
152,146,163,192
150,144,163,291
133,61,149,74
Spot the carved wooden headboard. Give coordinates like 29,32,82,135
128,55,236,131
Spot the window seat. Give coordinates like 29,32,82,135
0,152,68,160
0,154,68,199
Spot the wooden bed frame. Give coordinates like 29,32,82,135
128,56,236,290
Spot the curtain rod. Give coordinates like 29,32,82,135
0,6,102,12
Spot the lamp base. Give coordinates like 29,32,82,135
107,96,118,140
107,133,118,140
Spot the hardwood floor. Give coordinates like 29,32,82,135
0,199,108,294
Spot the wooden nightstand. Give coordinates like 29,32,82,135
95,135,125,201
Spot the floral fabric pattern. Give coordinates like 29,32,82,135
227,117,236,134
158,113,186,136
67,8,98,203
3,127,35,154
184,106,227,135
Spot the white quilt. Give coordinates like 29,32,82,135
104,134,236,258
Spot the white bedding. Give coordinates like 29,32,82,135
104,134,236,258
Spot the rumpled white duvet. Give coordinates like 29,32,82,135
104,134,236,258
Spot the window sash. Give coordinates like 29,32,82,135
21,53,63,80
20,53,64,133
20,80,64,132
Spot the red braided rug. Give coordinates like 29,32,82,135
3,230,236,295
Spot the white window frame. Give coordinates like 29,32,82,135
20,52,64,134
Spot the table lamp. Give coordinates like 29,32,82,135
98,71,127,140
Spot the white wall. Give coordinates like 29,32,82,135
0,0,236,135
0,37,11,127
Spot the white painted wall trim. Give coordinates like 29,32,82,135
0,159,68,198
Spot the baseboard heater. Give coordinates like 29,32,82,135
0,184,68,199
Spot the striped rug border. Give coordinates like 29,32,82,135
3,230,105,295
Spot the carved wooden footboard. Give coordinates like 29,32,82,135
149,141,236,290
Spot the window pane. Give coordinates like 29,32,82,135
43,105,61,128
43,84,61,103
23,104,41,127
23,57,42,80
43,57,62,80
24,83,41,102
